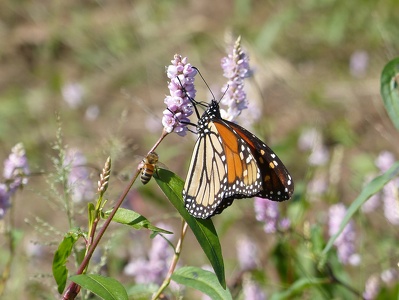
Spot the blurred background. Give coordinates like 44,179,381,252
1,0,399,299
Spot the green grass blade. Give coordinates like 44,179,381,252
322,161,399,257
270,277,328,300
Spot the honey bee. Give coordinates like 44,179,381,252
139,152,159,184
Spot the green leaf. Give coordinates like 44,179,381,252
310,225,324,255
154,168,226,289
126,283,159,300
172,266,232,300
102,208,172,234
322,161,399,257
88,202,96,226
52,231,79,294
380,57,399,131
70,274,128,300
270,277,328,300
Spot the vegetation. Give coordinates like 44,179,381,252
1,1,399,299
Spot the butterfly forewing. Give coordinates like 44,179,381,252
213,120,263,197
183,126,228,218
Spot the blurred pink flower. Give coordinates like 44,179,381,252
64,149,95,203
361,174,381,213
328,203,360,265
382,180,399,225
236,236,258,271
1,143,30,219
254,197,290,233
85,105,100,121
62,82,84,109
363,274,380,300
349,50,369,78
243,277,266,300
298,128,329,166
380,268,398,285
370,151,399,225
0,184,11,219
3,143,29,190
124,223,174,285
307,174,328,202
375,151,395,173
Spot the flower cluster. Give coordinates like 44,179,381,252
0,143,29,219
236,236,258,271
0,184,10,219
363,274,380,300
298,128,329,166
162,54,197,136
220,36,251,121
362,151,399,225
124,224,174,285
254,197,290,233
62,82,84,109
349,50,369,78
363,268,399,300
242,276,266,300
64,149,94,203
328,203,360,265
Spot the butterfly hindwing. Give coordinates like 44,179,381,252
224,120,294,201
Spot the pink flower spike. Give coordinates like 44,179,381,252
328,203,360,265
220,36,251,122
3,143,29,191
163,54,197,136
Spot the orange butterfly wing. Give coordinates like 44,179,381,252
221,120,294,201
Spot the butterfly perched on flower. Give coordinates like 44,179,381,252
183,99,294,219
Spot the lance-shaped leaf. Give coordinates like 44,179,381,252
102,208,172,234
70,274,128,300
52,231,79,294
322,161,399,259
172,266,232,300
380,57,399,131
154,168,226,289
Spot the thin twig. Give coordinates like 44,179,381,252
62,130,170,300
152,219,189,300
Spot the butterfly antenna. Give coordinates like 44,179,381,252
166,107,197,134
192,67,216,101
176,75,205,119
219,84,229,104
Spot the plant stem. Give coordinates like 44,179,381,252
62,130,170,300
152,219,188,300
326,263,364,299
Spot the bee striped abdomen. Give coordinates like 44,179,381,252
140,152,159,185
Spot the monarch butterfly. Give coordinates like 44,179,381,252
183,99,294,219
139,152,159,185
